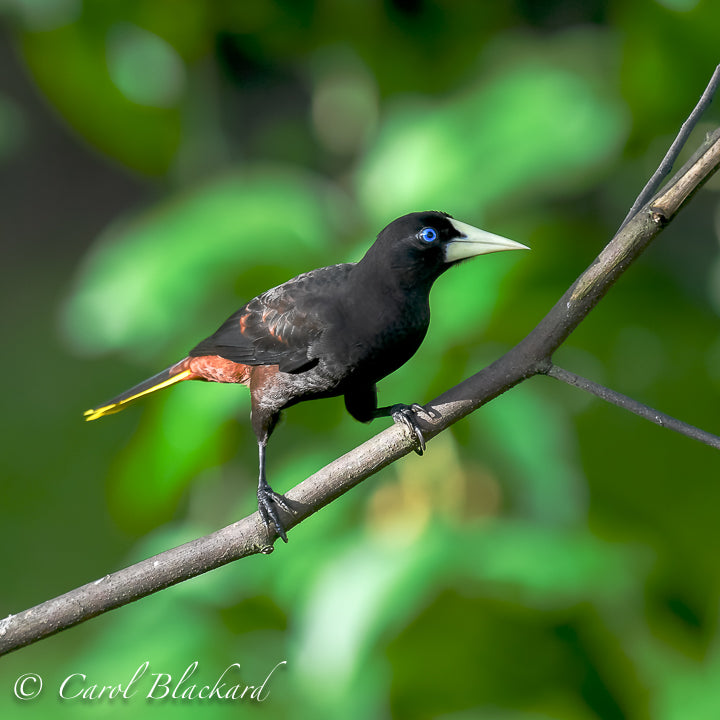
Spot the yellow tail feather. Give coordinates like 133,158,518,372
84,369,193,421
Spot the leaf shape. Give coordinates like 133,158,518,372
356,58,627,223
62,168,345,359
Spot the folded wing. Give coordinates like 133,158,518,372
189,264,353,374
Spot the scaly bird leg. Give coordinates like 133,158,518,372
256,440,294,543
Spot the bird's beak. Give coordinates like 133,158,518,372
445,218,529,263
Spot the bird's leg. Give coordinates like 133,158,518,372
345,386,433,456
256,439,294,543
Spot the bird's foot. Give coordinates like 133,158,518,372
390,403,431,456
257,482,295,543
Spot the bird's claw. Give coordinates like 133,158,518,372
257,483,295,543
390,403,428,456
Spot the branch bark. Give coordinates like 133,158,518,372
2,82,720,657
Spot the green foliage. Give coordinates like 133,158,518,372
357,32,628,223
62,169,342,358
2,1,720,719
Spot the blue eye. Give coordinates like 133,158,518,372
419,227,437,243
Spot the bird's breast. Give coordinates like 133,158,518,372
322,299,430,385
258,313,427,413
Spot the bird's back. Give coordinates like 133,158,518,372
189,263,355,374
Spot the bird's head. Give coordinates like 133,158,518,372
363,211,529,287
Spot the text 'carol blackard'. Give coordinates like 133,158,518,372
13,660,287,702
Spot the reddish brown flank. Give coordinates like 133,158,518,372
173,355,254,385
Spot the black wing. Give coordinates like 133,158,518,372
189,264,353,374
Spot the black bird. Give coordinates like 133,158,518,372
85,211,527,541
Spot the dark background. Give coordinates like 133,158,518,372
1,1,719,718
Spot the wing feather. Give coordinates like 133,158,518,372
189,264,353,373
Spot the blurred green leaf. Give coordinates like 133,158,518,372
478,383,586,524
5,0,82,31
472,521,649,604
429,252,527,350
62,168,346,359
20,20,181,173
107,381,244,531
357,39,628,223
106,22,186,108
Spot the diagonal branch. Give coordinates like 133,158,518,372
2,87,720,657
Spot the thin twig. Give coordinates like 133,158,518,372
545,364,720,450
619,64,720,230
